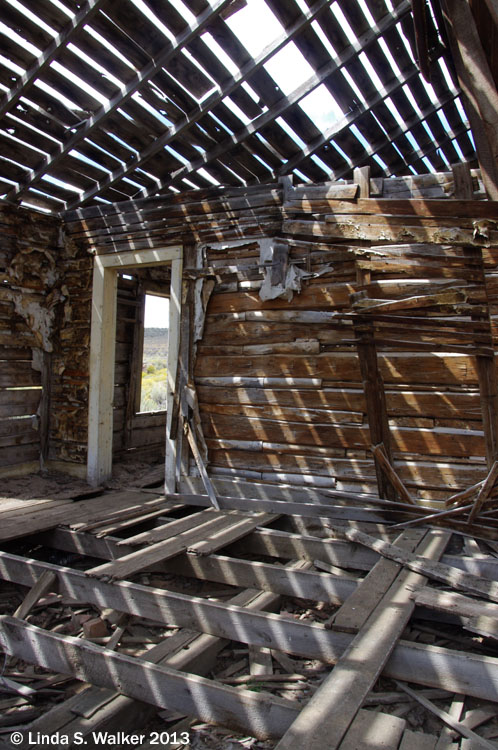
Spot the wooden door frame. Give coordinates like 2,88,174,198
87,246,183,486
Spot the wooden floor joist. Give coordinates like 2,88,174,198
1,550,498,701
275,530,451,750
1,486,498,746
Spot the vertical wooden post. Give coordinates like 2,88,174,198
354,167,372,286
39,351,52,467
354,317,396,501
179,246,196,480
451,162,474,199
353,166,371,199
124,283,145,448
87,258,117,486
165,255,183,493
441,0,498,199
453,163,498,468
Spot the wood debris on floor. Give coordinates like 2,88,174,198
0,481,497,749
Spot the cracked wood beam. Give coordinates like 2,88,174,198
354,319,396,502
0,0,105,120
63,0,411,210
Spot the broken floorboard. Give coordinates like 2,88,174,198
1,489,498,746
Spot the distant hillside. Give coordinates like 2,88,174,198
141,328,168,411
144,327,168,338
143,327,168,368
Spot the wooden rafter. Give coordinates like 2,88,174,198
279,70,460,178
440,0,498,199
4,0,236,204
0,0,105,120
63,0,411,209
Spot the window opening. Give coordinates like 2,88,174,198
140,293,169,413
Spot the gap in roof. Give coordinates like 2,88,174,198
222,96,251,125
84,25,137,72
196,167,220,185
5,0,57,37
275,117,306,150
167,0,196,26
265,42,315,96
6,112,61,146
21,201,52,213
299,85,343,132
42,174,82,194
330,3,358,46
67,43,124,90
0,20,41,57
292,168,310,183
69,149,110,173
201,32,239,77
129,0,176,45
241,82,261,105
225,0,283,58
451,139,465,161
51,61,109,105
310,154,332,177
47,0,73,20
132,93,172,128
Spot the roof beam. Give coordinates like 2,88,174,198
5,0,235,203
328,93,469,182
64,0,412,210
440,0,498,199
0,0,105,120
278,65,461,178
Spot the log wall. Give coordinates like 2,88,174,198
0,204,61,472
54,170,498,500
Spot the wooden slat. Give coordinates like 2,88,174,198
340,527,498,603
275,530,450,750
0,616,296,741
1,551,498,701
44,527,358,603
87,510,277,579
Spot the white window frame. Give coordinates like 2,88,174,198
87,246,183,487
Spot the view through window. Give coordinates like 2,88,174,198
140,294,169,412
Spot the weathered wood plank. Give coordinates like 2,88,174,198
1,553,498,700
87,510,275,579
0,616,296,740
340,527,498,603
276,530,450,750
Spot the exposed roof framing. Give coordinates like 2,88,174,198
0,0,105,120
0,0,480,213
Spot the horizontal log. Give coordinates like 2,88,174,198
285,197,498,219
197,386,482,419
208,286,353,314
196,377,322,388
201,320,347,346
201,413,484,456
195,353,479,386
198,340,321,356
200,402,364,425
207,449,486,490
0,388,41,418
283,220,498,245
0,363,40,388
0,444,39,467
